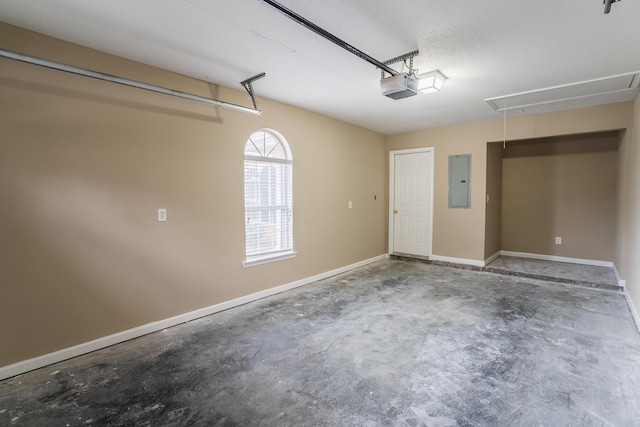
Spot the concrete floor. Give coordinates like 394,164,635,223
485,256,621,291
2,258,640,426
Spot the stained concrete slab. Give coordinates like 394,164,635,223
485,256,620,290
2,259,640,426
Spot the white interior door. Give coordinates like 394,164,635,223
390,149,433,257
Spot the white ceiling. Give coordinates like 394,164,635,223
1,0,639,134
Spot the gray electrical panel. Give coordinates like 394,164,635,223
449,154,471,208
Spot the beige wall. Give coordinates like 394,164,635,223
484,143,503,259
387,103,633,263
625,93,640,319
616,127,632,285
501,133,619,261
387,123,493,261
0,24,387,366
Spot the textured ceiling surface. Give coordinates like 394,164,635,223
1,0,639,134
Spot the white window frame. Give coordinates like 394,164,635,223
243,129,295,267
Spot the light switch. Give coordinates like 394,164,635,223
348,201,353,209
158,208,167,222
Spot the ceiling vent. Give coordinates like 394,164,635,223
381,73,419,100
485,72,640,115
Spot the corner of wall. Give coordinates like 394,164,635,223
621,92,640,334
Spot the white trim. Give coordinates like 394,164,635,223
388,147,434,258
243,251,297,267
430,254,485,268
613,264,627,287
623,286,640,334
500,251,614,268
0,254,388,381
244,155,292,165
484,251,501,266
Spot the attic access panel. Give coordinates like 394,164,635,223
485,72,640,115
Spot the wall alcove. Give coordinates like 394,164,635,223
485,130,623,263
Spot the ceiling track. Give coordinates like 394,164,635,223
0,48,263,116
259,0,415,78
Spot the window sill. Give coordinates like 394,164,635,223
243,251,297,268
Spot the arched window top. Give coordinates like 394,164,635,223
243,128,294,267
244,129,291,160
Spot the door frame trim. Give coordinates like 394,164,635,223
389,147,435,257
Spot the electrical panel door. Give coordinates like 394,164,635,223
449,154,471,208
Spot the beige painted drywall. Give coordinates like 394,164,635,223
387,102,633,263
387,124,491,261
501,133,619,261
484,143,503,260
616,126,633,285
625,93,640,319
0,24,387,366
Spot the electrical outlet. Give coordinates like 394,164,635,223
348,201,353,209
555,236,562,245
158,208,167,222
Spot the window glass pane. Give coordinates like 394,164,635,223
244,161,289,206
266,137,285,159
245,207,291,256
244,130,293,261
244,131,287,159
244,139,261,157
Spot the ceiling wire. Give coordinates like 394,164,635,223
503,107,507,149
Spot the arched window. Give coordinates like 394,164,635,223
243,129,294,266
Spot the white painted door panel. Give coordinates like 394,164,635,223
393,151,432,256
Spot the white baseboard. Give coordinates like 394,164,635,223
430,255,485,268
484,251,501,266
613,264,627,287
500,251,614,268
623,286,640,334
0,254,388,381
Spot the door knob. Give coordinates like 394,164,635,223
394,209,398,214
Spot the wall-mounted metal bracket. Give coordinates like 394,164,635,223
604,0,621,14
240,72,266,110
